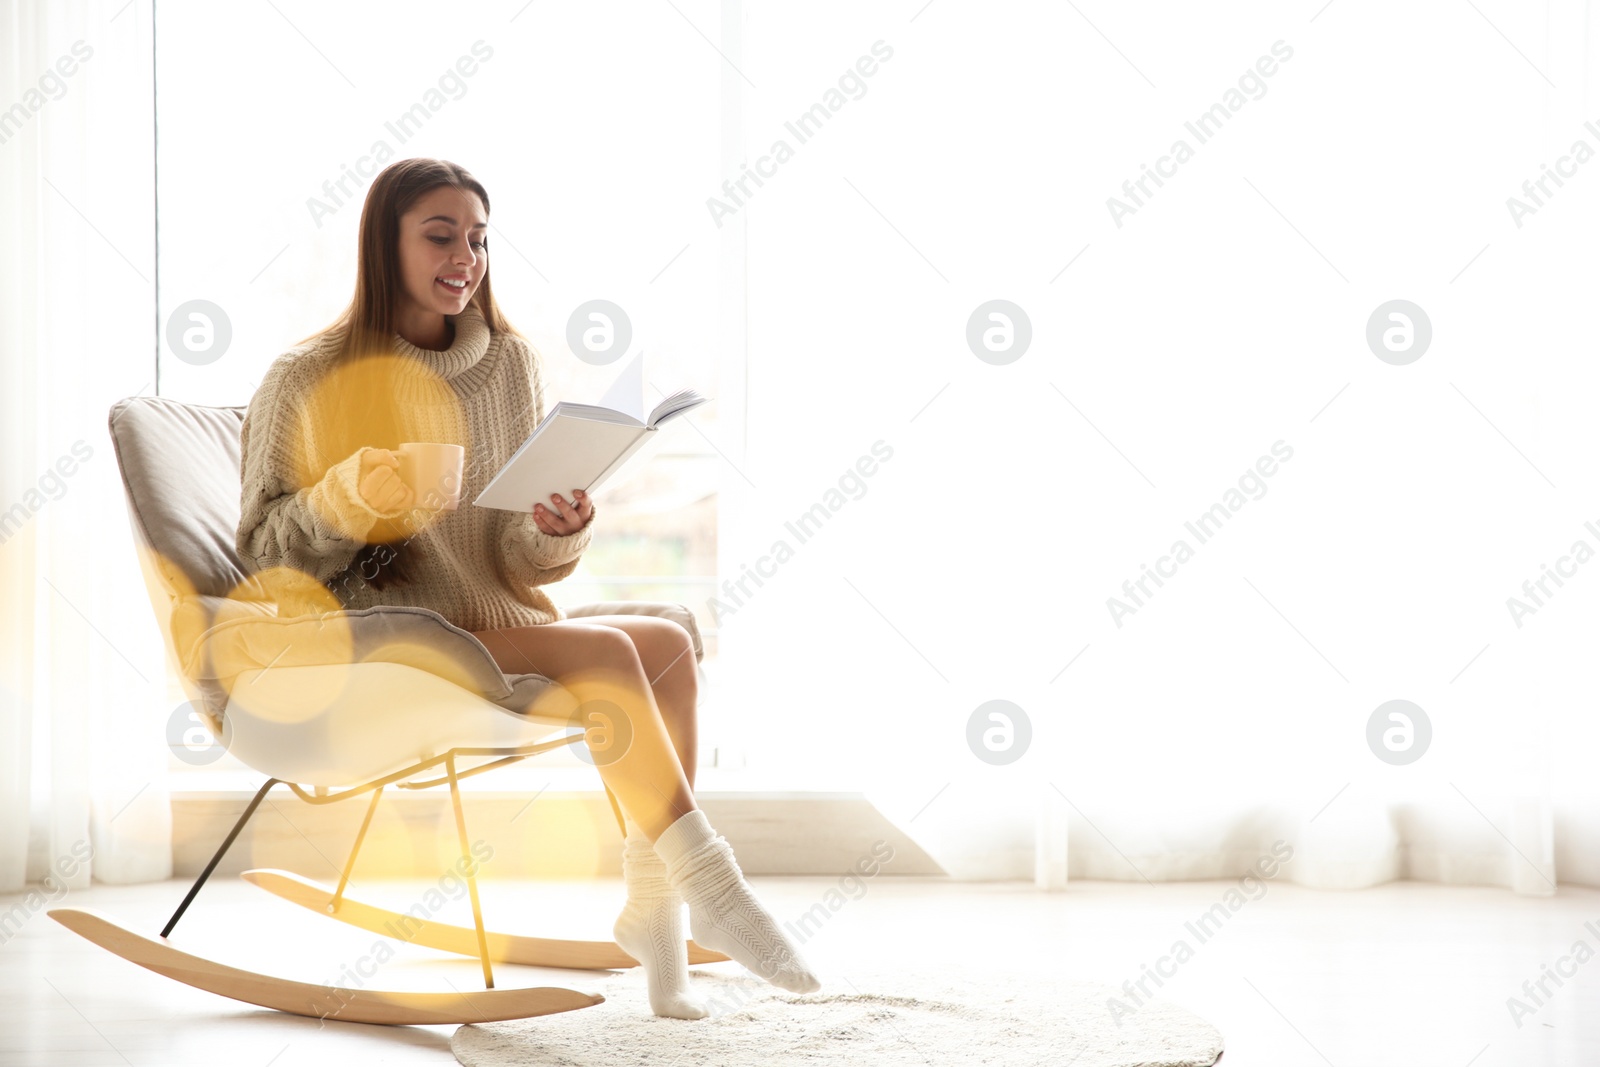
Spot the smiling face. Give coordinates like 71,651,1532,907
395,184,488,347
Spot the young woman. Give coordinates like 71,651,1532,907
235,157,818,1018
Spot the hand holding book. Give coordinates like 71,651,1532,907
475,352,709,514
531,487,593,535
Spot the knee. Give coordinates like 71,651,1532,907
577,625,646,677
645,622,698,691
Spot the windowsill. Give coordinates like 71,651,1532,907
166,766,945,877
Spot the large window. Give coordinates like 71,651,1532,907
154,0,735,778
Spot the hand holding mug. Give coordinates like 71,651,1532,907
357,448,415,512
533,489,592,535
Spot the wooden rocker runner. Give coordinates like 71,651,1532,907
54,397,727,1026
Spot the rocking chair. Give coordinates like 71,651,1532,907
48,395,728,1026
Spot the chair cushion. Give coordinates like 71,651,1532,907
108,397,249,599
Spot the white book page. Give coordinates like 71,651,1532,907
474,414,645,512
596,350,646,422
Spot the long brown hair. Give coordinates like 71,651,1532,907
293,158,526,592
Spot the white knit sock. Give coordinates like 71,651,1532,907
613,818,709,1019
652,808,821,994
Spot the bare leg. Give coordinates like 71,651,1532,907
559,614,699,791
473,617,715,1018
471,621,694,841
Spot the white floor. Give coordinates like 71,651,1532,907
2,874,1597,1066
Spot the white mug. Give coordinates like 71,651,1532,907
397,442,466,511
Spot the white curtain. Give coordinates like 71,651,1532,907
724,0,1600,893
0,0,171,894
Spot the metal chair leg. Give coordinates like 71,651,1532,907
329,785,383,912
161,778,279,938
445,754,494,989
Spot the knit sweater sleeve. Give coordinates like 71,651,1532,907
236,352,409,584
497,336,596,584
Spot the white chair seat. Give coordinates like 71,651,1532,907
225,662,574,788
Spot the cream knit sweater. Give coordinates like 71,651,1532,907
235,302,595,632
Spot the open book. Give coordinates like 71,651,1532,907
473,351,709,513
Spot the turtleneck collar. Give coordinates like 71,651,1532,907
390,303,497,403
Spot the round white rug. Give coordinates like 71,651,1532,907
452,966,1223,1066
